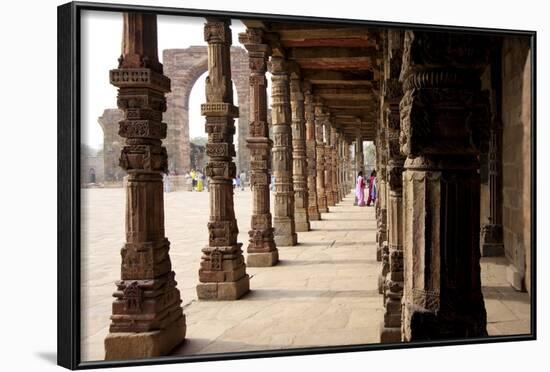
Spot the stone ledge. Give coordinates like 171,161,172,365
104,315,186,360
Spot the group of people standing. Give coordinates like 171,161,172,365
355,170,377,207
232,171,248,191
189,169,205,192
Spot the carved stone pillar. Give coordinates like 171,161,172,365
104,13,186,360
400,31,489,340
304,83,321,220
380,30,405,343
290,71,310,231
481,45,504,257
332,131,340,204
239,28,278,267
270,57,298,246
344,139,351,193
197,19,250,300
325,122,335,207
339,137,346,200
315,102,329,213
376,122,388,264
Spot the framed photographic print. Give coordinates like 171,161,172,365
57,1,536,369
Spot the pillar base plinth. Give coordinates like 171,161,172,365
379,323,401,343
506,264,526,292
318,207,328,213
104,316,186,360
196,275,250,300
309,212,321,221
274,233,297,247
376,246,382,261
247,250,279,267
295,221,311,232
481,224,504,257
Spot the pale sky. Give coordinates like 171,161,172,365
81,10,247,150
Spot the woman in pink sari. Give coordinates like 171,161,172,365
356,171,366,206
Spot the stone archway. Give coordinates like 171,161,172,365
163,46,250,175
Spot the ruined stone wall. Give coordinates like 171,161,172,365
98,109,125,182
501,37,532,293
163,46,250,175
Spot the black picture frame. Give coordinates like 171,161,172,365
57,1,537,369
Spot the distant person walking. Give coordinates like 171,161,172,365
196,172,204,192
236,175,242,190
366,170,377,206
163,173,171,193
240,171,246,191
89,168,96,184
356,171,366,206
190,169,197,191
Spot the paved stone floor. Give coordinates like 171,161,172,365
80,188,531,362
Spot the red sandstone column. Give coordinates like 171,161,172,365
239,28,278,266
400,30,489,340
197,18,250,300
376,117,388,265
333,131,342,203
290,70,311,231
315,102,329,213
380,30,405,343
270,57,298,246
304,83,321,220
325,121,335,207
104,13,186,360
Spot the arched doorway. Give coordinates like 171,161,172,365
163,46,251,175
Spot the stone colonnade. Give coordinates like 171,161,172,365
104,14,497,357
104,14,354,359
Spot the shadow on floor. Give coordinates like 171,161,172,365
291,241,334,247
241,288,379,300
318,227,376,232
482,285,531,304
480,256,509,266
278,258,378,266
171,337,291,356
318,219,372,222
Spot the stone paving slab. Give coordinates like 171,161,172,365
80,188,531,362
